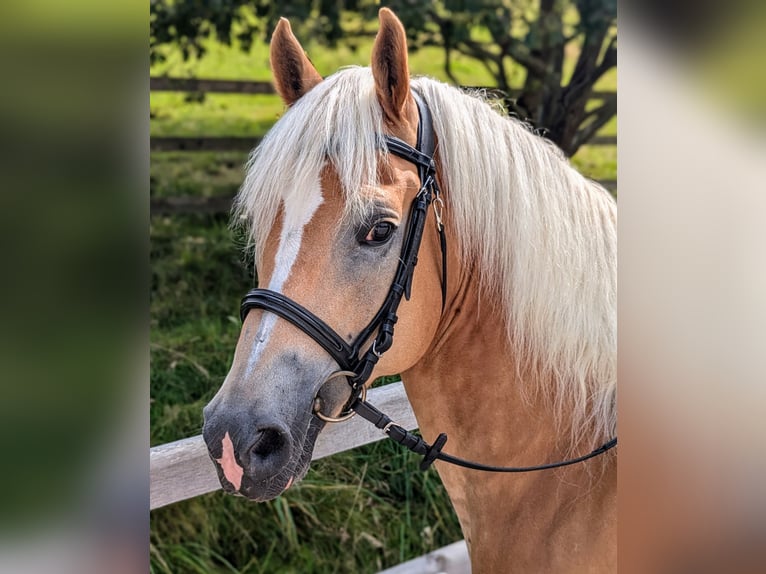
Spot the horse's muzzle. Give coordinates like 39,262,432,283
202,404,294,491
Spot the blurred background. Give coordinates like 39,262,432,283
0,0,763,572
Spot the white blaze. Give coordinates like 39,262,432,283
245,179,324,376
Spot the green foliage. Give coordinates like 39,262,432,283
150,1,616,155
150,0,260,64
151,214,249,444
151,441,461,573
150,0,353,65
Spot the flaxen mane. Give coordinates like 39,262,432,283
234,67,616,448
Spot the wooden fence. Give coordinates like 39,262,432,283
151,382,415,509
150,134,615,153
150,380,472,572
151,75,615,101
150,76,616,215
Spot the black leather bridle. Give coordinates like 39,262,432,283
239,92,617,472
241,92,444,407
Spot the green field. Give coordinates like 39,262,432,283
150,30,616,573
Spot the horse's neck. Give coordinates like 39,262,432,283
401,274,616,573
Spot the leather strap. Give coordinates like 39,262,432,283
438,224,447,311
352,397,617,473
240,290,356,362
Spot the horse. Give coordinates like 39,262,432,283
202,8,616,573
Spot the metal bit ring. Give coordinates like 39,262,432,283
313,370,367,423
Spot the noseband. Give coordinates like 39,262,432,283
239,92,616,473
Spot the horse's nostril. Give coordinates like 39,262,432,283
250,426,287,459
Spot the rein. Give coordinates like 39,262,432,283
239,92,617,473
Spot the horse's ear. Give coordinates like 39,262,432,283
371,8,410,122
270,18,322,106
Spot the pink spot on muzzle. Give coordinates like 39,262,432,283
215,432,244,491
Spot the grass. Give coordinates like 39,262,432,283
150,27,617,574
150,152,248,199
151,442,460,573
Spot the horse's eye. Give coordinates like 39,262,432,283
359,221,397,246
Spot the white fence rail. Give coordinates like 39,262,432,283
150,381,417,509
149,381,471,572
379,540,470,574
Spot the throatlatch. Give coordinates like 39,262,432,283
239,91,617,473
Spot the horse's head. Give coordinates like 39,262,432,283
202,9,445,501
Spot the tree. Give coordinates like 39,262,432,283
150,0,616,156
392,0,617,156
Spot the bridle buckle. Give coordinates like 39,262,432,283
433,195,444,231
